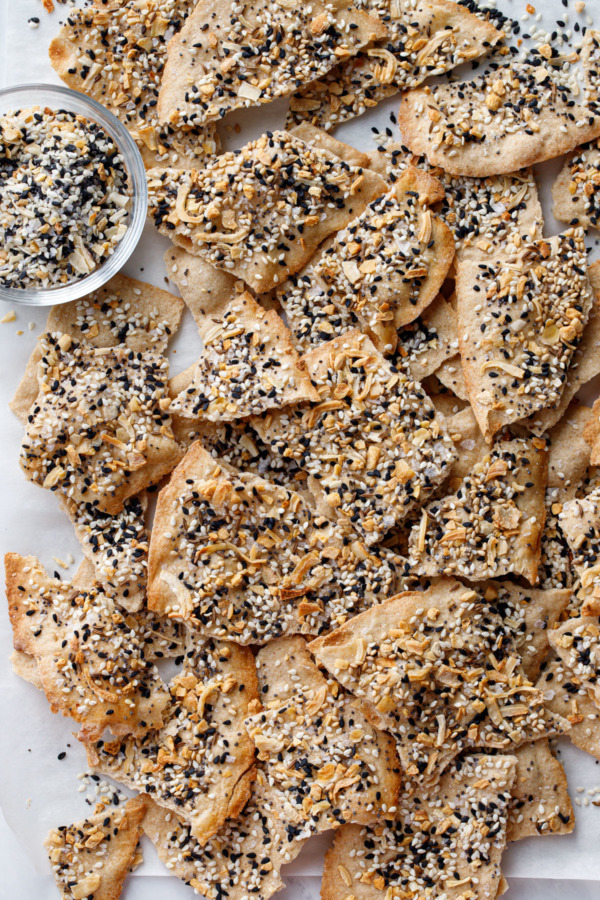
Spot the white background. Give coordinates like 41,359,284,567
1,1,600,898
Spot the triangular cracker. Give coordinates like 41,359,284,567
60,494,149,612
508,740,573,841
6,553,169,741
169,291,318,421
147,442,404,643
45,795,146,900
246,636,401,832
442,405,489,490
252,331,457,545
393,294,459,383
309,579,567,781
538,654,600,760
289,123,372,169
408,437,548,584
287,0,502,131
86,638,257,845
11,273,184,424
522,262,600,434
49,0,220,168
539,403,591,590
276,166,454,353
20,333,182,515
549,615,600,708
553,141,600,231
157,0,386,128
321,754,516,900
147,131,386,293
398,60,600,177
456,229,594,442
142,769,307,900
559,488,600,615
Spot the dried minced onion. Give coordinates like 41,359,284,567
0,107,130,288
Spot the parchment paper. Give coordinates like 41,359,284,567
1,0,599,896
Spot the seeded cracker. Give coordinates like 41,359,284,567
549,616,600,711
393,294,459,383
584,398,600,466
456,229,594,442
86,638,257,844
287,0,502,131
522,261,600,434
169,291,318,421
559,487,600,615
11,273,185,424
142,769,307,900
6,553,169,741
309,580,567,782
252,331,456,544
246,636,401,832
507,740,573,841
59,493,149,612
321,754,516,900
147,130,387,293
538,654,600,760
165,247,250,329
553,142,600,232
397,61,600,177
45,795,146,900
289,123,373,169
539,402,592,590
157,0,387,128
49,0,220,169
20,334,182,515
408,436,547,584
276,166,454,353
147,442,403,642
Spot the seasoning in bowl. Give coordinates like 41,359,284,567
0,106,130,289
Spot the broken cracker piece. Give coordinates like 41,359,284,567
45,795,146,900
321,754,516,900
86,637,257,845
398,61,600,177
6,553,169,741
408,436,547,585
169,291,318,421
508,740,573,841
246,636,401,832
147,130,386,293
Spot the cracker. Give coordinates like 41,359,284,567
147,442,404,643
165,247,248,331
456,229,593,442
20,334,182,516
549,615,600,708
553,142,600,231
408,437,548,584
559,487,600,615
6,553,169,741
45,795,146,900
442,405,489,490
252,331,456,545
398,61,600,177
86,638,257,845
393,294,459,382
522,262,600,435
508,740,573,841
309,579,567,781
539,402,592,590
60,494,149,612
537,654,600,760
246,636,401,832
147,131,387,293
49,0,219,169
287,0,502,131
289,124,372,169
321,754,516,900
434,353,469,400
11,274,184,424
276,166,454,353
157,0,386,128
169,291,318,421
142,769,307,900
584,397,600,466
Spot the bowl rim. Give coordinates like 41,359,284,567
0,82,148,307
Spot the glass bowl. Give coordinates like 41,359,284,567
0,83,147,306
